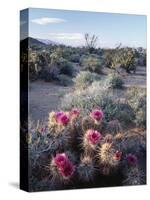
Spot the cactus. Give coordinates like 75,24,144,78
90,109,104,125
48,111,70,133
28,107,146,190
106,119,123,136
103,134,113,144
46,111,74,153
82,116,95,132
69,108,82,135
50,153,76,184
70,116,82,134
78,155,96,182
98,142,122,175
49,132,72,153
123,166,145,185
120,130,146,155
83,129,102,155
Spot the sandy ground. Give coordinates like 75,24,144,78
123,66,146,88
29,66,146,121
29,82,72,121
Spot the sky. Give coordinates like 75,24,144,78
21,8,147,48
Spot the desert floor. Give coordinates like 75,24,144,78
29,66,146,121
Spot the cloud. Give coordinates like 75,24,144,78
31,17,66,25
48,33,84,40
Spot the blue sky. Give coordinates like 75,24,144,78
22,8,147,48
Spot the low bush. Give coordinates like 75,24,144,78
105,73,124,89
81,54,102,73
126,87,146,128
39,66,59,82
60,82,134,126
58,58,75,77
57,74,73,86
38,57,75,82
70,54,80,63
74,71,101,89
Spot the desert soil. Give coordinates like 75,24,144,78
29,82,72,121
29,66,146,121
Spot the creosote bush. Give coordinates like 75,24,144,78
58,58,75,77
60,81,134,126
73,71,101,89
105,73,124,89
126,87,146,128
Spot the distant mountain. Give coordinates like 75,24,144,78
20,37,46,47
36,38,56,45
20,37,57,47
29,37,46,46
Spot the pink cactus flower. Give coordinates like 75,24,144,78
126,153,138,166
114,150,122,161
90,109,104,121
54,153,75,178
55,111,64,119
54,153,68,169
70,108,80,118
60,161,75,177
86,129,102,145
56,113,70,126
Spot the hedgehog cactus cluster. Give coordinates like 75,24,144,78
28,107,146,191
50,153,75,182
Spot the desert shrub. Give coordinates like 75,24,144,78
74,71,101,89
84,33,98,54
58,58,74,77
70,54,80,63
38,55,74,81
39,66,59,82
105,73,124,89
126,87,146,128
103,49,116,68
81,54,102,73
57,74,73,86
60,82,134,126
135,48,146,66
60,84,109,116
113,103,135,126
